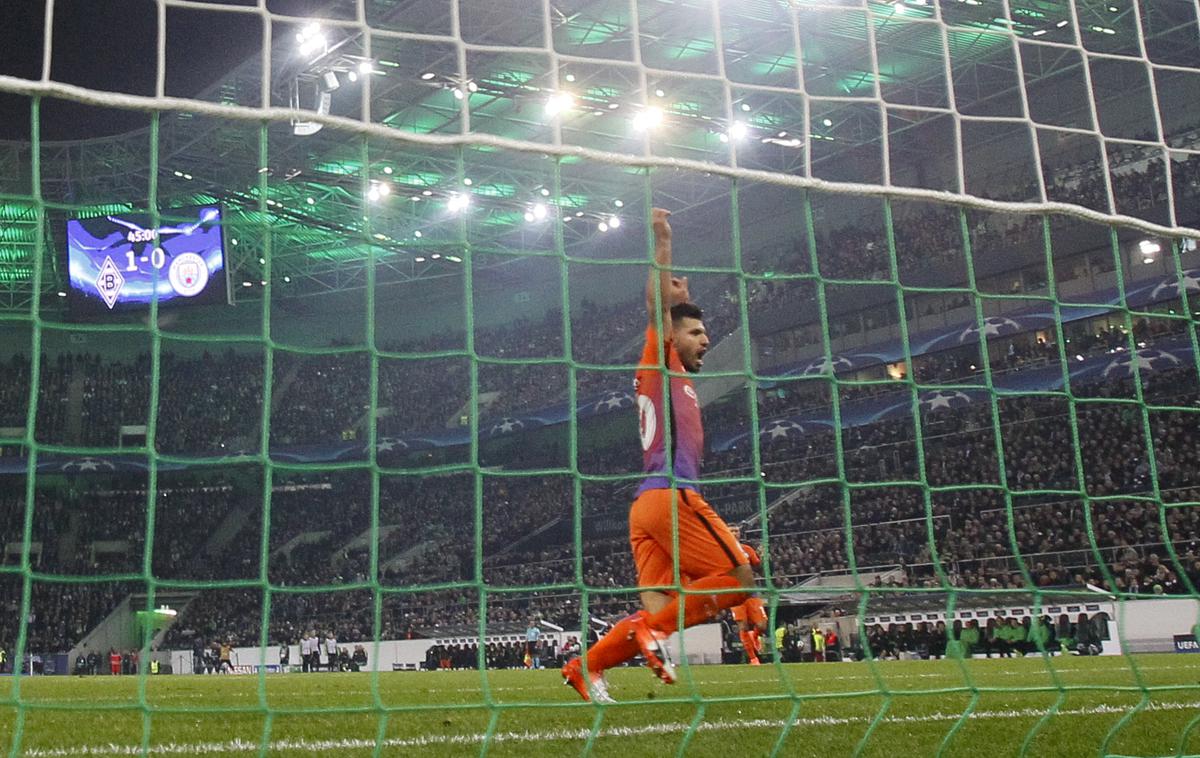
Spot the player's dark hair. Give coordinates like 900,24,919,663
670,302,703,323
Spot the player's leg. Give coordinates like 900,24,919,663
585,525,674,675
564,490,679,698
641,491,753,637
733,603,761,664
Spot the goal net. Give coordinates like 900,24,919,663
3,0,1200,755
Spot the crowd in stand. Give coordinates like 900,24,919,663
8,314,1200,655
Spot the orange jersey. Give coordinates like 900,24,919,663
732,597,767,627
740,543,761,568
635,325,703,495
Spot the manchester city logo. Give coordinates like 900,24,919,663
168,252,209,297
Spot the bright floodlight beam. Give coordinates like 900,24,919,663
545,91,574,117
297,23,327,56
632,106,664,131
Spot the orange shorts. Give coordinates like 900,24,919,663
630,488,747,589
731,597,767,627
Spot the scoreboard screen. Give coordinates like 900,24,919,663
65,205,230,314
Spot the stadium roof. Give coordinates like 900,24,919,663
0,0,1191,311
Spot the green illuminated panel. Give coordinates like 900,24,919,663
313,161,363,176
0,248,30,262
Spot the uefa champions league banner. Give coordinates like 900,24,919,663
772,268,1200,380
0,388,638,475
4,270,1195,475
714,335,1198,452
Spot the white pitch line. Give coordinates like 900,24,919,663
17,661,1199,704
17,699,1200,756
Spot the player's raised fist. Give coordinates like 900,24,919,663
651,207,672,240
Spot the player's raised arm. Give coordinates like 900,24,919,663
645,207,689,329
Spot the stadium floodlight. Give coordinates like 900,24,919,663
358,61,374,74
632,106,664,131
533,203,548,220
290,75,331,136
367,181,390,202
607,215,620,228
729,122,749,141
420,72,436,80
296,23,327,56
446,193,470,212
598,221,609,232
614,199,624,207
545,91,574,118
1139,239,1161,264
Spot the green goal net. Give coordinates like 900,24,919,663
4,0,1200,756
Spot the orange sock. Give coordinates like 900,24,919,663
646,575,750,635
748,628,761,654
585,612,644,673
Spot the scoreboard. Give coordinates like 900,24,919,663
65,205,231,314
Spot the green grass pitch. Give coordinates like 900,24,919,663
4,655,1200,756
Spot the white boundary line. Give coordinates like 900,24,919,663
17,699,1200,756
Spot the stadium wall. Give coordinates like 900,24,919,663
164,624,723,674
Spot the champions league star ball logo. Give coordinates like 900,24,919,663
168,252,209,297
800,356,854,376
1149,271,1200,300
489,417,525,436
373,437,408,453
59,457,117,472
920,390,972,412
958,317,1021,343
1102,348,1181,378
760,419,806,441
592,390,634,413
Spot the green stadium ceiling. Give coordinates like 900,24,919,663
0,0,1193,311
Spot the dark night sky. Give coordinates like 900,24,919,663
0,0,328,141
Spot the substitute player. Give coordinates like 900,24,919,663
563,208,756,702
